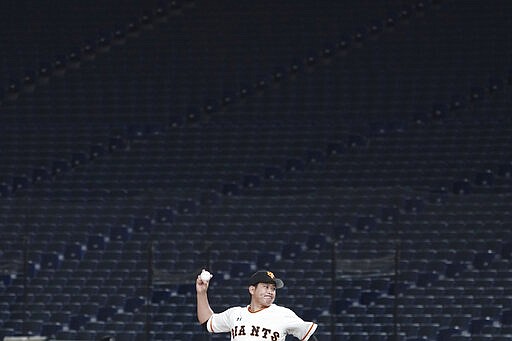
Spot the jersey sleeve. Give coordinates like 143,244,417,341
283,308,318,340
206,307,239,334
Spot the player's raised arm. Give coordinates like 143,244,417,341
196,270,214,324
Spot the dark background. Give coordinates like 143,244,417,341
1,1,511,340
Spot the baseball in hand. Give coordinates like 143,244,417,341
200,269,213,282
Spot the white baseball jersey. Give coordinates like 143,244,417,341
206,304,318,341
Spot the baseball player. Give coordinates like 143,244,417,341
196,270,318,340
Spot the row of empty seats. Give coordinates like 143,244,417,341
2,0,512,340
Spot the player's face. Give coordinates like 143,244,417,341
250,283,276,308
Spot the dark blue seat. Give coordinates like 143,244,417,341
52,160,71,176
55,330,77,340
243,174,261,188
177,199,199,214
285,158,305,172
281,243,303,259
359,291,381,305
502,309,512,325
30,311,51,322
469,317,493,335
112,312,134,323
110,226,130,241
222,183,240,196
75,330,97,340
472,250,495,269
64,243,83,260
2,319,23,332
115,331,137,341
80,303,99,317
153,208,174,223
132,217,153,233
71,152,88,167
124,296,145,313
473,169,494,186
326,142,345,156
380,206,400,222
500,242,512,260
152,290,171,304
416,272,438,287
256,253,277,268
69,314,89,331
306,234,328,250
87,235,105,250
445,262,466,277
97,306,117,322
40,253,61,270
230,262,252,277
356,216,377,231
414,324,438,339
436,327,460,341
0,328,15,339
20,320,42,335
264,166,283,180
452,178,472,195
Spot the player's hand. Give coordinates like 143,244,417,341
196,275,209,294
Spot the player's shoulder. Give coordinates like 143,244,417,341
225,306,246,314
215,305,246,319
269,304,297,316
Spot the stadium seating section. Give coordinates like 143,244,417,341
0,0,511,340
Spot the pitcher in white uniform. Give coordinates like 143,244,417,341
196,270,318,340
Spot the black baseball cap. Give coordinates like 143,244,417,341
248,270,284,289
